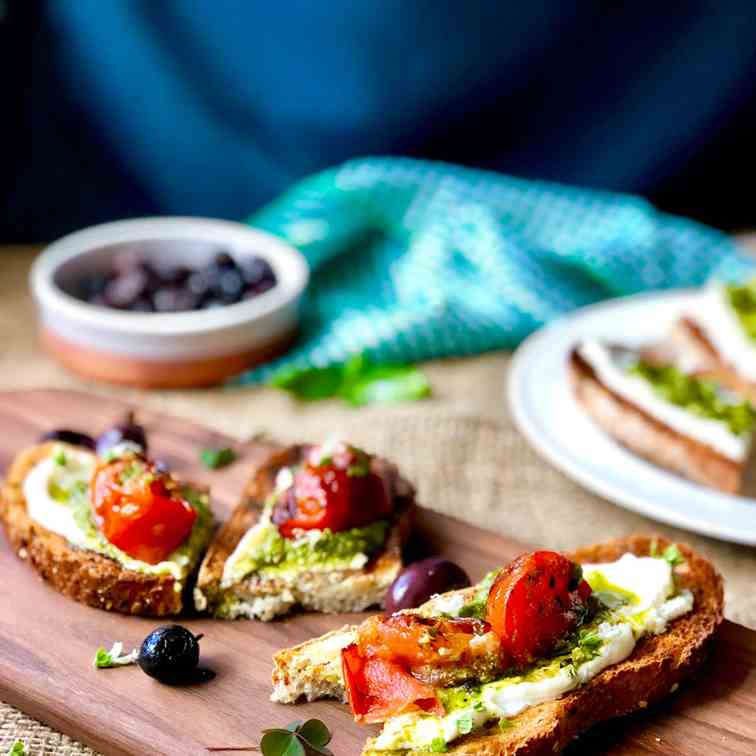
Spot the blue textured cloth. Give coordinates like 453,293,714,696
239,158,752,383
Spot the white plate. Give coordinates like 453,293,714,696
508,289,756,546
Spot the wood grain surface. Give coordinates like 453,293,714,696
0,390,754,756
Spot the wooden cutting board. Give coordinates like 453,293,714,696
0,390,755,756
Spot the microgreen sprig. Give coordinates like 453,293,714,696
93,641,138,669
200,447,237,470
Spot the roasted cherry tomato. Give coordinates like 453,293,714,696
357,613,490,668
273,443,392,538
485,550,592,666
341,643,443,723
91,454,197,564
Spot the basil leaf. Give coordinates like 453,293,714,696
342,363,431,406
270,354,431,406
297,719,332,748
200,447,236,470
7,741,27,756
271,365,344,401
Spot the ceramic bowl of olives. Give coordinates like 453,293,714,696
31,217,308,388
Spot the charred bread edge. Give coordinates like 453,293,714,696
0,442,209,616
359,534,724,756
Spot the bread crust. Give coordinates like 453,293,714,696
361,535,724,755
569,350,742,493
196,444,416,620
0,442,197,616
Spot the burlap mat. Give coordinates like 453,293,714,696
2,246,755,754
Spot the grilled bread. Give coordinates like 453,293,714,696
195,445,415,620
271,535,723,756
0,442,213,616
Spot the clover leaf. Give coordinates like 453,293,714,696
207,719,333,755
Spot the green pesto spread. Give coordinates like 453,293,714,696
727,279,756,339
436,617,607,715
46,450,213,582
224,516,389,584
629,360,755,436
456,568,500,619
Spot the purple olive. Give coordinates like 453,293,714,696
95,411,148,456
40,429,96,449
384,557,471,614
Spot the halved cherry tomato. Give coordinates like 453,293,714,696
91,455,197,564
485,550,592,665
357,613,490,668
341,643,443,723
274,443,392,538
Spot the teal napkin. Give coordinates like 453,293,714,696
239,157,751,384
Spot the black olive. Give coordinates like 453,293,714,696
95,411,148,456
384,557,471,614
138,625,203,684
39,429,96,449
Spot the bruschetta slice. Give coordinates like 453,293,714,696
570,338,755,493
270,535,723,756
0,442,214,615
195,441,415,620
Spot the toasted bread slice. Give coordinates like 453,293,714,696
272,535,723,756
569,347,745,493
0,442,212,616
195,445,415,621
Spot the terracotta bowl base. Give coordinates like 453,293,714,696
41,327,297,388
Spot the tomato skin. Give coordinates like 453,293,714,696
341,643,443,723
358,613,490,668
91,456,197,564
485,550,592,666
275,444,392,538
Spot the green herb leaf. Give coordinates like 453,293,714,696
53,448,67,466
271,365,345,401
499,718,514,731
341,363,431,406
578,630,603,652
93,641,138,669
429,737,448,753
260,730,305,756
457,712,474,735
270,353,431,407
662,544,685,567
296,720,331,748
258,720,333,756
458,569,500,619
345,448,370,478
7,741,26,756
200,447,237,470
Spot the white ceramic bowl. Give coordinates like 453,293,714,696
31,217,309,388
